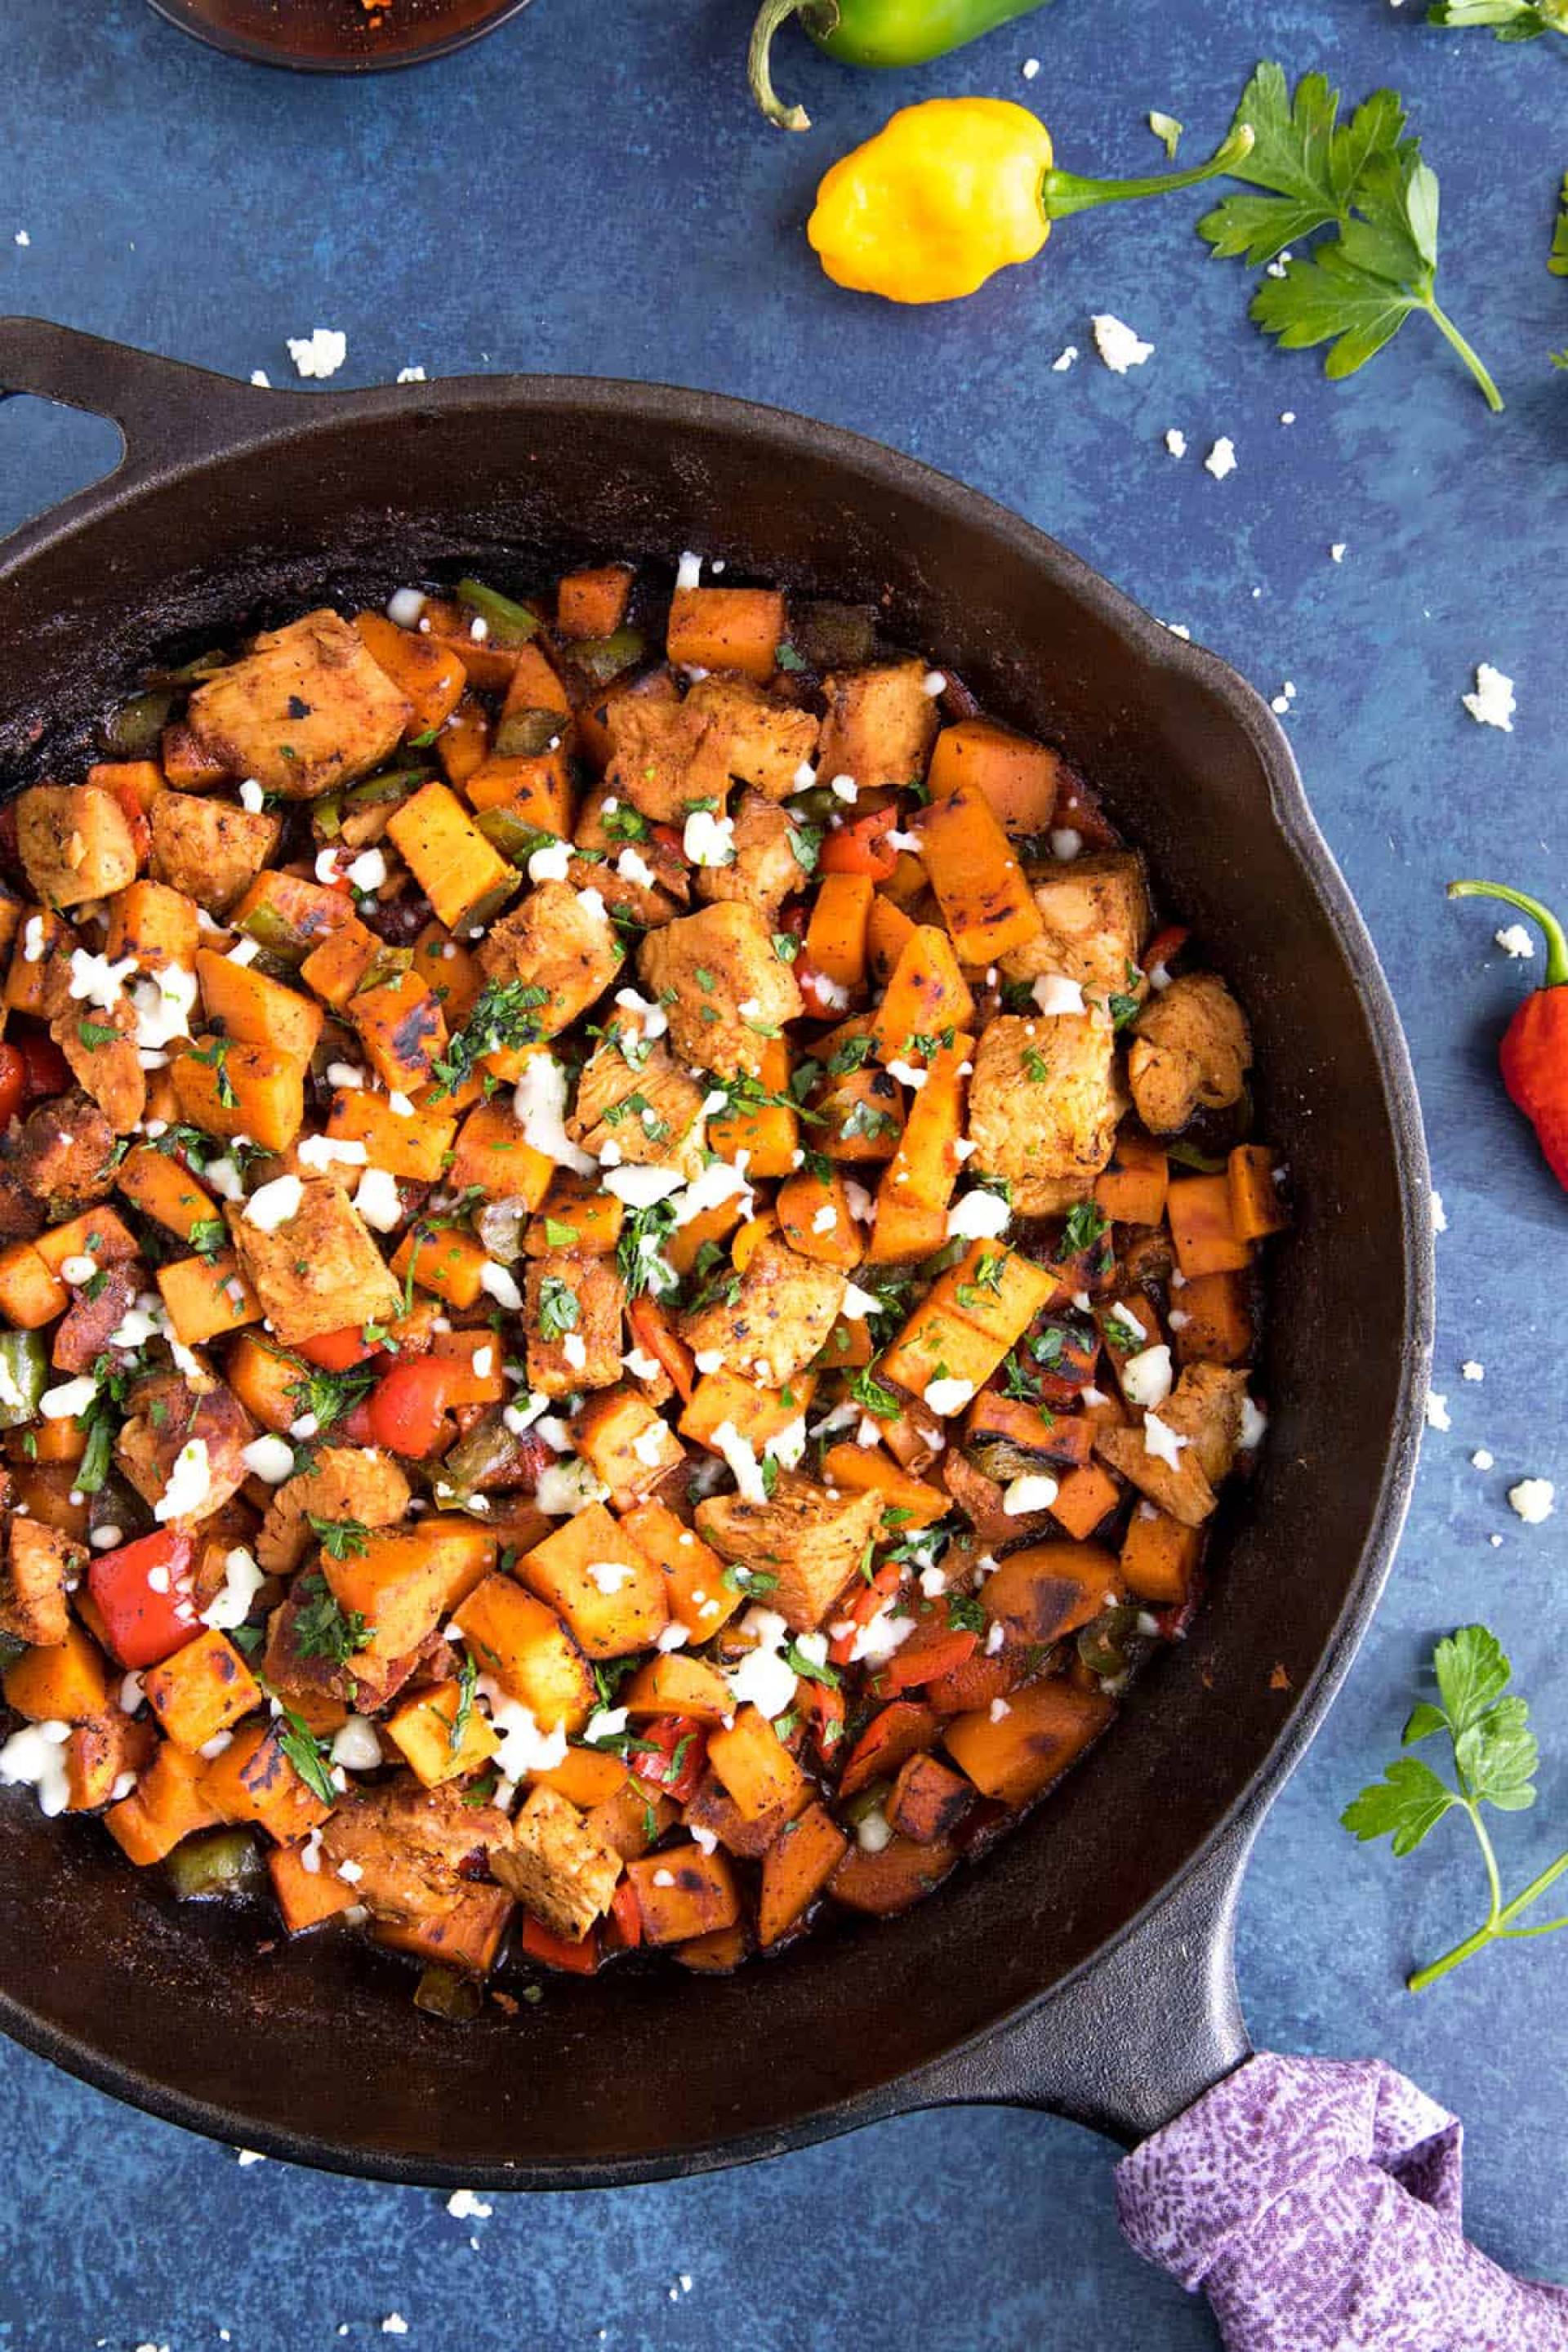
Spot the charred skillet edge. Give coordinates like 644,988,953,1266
0,332,1435,2181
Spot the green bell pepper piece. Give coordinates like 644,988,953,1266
0,1332,47,1432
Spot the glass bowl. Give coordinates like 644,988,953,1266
144,0,534,73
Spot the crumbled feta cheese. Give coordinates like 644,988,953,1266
201,1546,265,1632
1143,1411,1188,1469
1120,1343,1174,1413
1031,973,1085,1017
527,835,572,884
479,1260,523,1312
67,947,137,1010
244,1174,303,1233
58,1253,97,1287
1460,1360,1484,1383
602,1162,684,1209
1431,1189,1448,1234
345,847,388,895
923,1375,974,1418
1425,1390,1451,1433
1092,314,1153,372
331,1715,382,1771
945,1188,1009,1241
128,964,198,1054
1002,1472,1059,1516
1049,827,1083,862
352,1166,403,1233
1508,1478,1554,1525
155,1438,212,1523
533,1458,609,1517
920,670,947,697
0,1721,72,1816
396,366,427,384
296,1134,368,1171
20,915,46,964
1051,344,1077,372
675,550,703,590
1240,1395,1267,1452
1494,926,1535,960
1107,1302,1148,1347
1472,1449,1494,1471
387,589,426,628
40,1375,99,1421
989,1697,1012,1725
287,327,347,380
327,1061,366,1089
1462,663,1515,733
709,1418,768,1503
1165,429,1187,458
447,2189,493,2222
1204,437,1237,481
513,1054,596,1177
241,1434,296,1485
829,774,858,803
726,1607,798,1717
684,808,736,866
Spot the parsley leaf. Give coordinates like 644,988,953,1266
1428,0,1568,38
1342,1626,1568,1991
429,980,550,1100
1552,170,1568,278
275,1704,340,1805
848,1367,900,1419
721,1563,780,1601
292,1570,372,1664
189,1035,239,1109
946,1592,987,1636
784,1640,840,1689
615,1196,680,1301
77,1018,121,1049
449,1646,479,1755
307,1513,372,1561
538,1275,580,1342
289,1362,376,1434
1198,62,1501,409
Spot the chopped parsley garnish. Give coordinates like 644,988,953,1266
77,1018,121,1049
189,1035,239,1110
848,1367,900,1419
275,1704,339,1804
721,1564,780,1600
784,1641,841,1690
538,1275,580,1342
292,1570,372,1664
947,1592,987,1635
306,1513,372,1561
429,979,550,1099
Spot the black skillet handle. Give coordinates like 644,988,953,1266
0,317,277,488
909,1799,1258,2147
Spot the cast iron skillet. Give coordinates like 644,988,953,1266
0,320,1432,2189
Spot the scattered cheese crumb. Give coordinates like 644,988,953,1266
1091,314,1154,372
1472,1449,1494,1471
1425,1391,1451,1433
1494,925,1535,960
1051,345,1079,372
287,327,347,381
1165,428,1187,458
1431,1189,1448,1234
1204,437,1237,481
1462,662,1516,733
1460,1361,1484,1383
1508,1478,1554,1525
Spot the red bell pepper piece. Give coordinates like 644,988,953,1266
827,1558,901,1667
364,1355,457,1456
631,1714,708,1806
519,1914,600,1974
0,1045,25,1129
88,1531,199,1668
16,1031,69,1106
606,1878,644,1952
296,1325,381,1373
820,805,900,880
797,1676,846,1764
1449,882,1568,1191
626,1294,695,1404
875,1624,978,1696
1141,924,1189,982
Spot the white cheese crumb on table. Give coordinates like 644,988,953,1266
1091,314,1154,372
1462,663,1515,733
287,327,347,381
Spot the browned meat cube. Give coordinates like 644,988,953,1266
568,1037,707,1179
319,1775,510,1926
999,850,1152,1006
490,1784,622,1939
1093,1363,1250,1527
14,1094,118,1209
685,676,820,801
0,1517,79,1648
51,1262,140,1374
116,1379,256,1527
226,1177,401,1348
51,996,146,1136
16,786,140,908
1128,973,1251,1134
526,1251,627,1398
256,1445,413,1576
604,693,730,824
695,1477,883,1634
188,608,413,798
477,880,624,1041
815,660,939,792
967,1010,1120,1213
150,795,283,917
694,790,804,924
681,1234,845,1389
637,902,803,1081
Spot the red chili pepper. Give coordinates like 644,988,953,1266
820,805,900,880
519,1914,600,1975
606,1877,644,1952
631,1713,708,1806
364,1355,457,1456
0,1045,25,1129
16,1031,69,1105
88,1531,199,1668
1449,880,1568,1190
297,1325,381,1373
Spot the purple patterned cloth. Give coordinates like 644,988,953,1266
1116,2054,1568,2350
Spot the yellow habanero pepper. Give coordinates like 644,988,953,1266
808,98,1255,305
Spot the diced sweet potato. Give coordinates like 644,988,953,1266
886,1751,972,1845
142,1627,262,1752
202,1720,332,1843
452,1575,595,1731
105,1740,220,1864
323,1521,493,1664
3,1621,109,1722
626,1842,742,1945
706,1703,808,1824
757,1802,849,1946
516,1503,670,1659
828,1833,957,1916
943,1677,1116,1806
979,1542,1123,1647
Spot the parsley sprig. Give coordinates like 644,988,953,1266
1343,1625,1568,1991
1427,0,1568,38
1198,63,1502,410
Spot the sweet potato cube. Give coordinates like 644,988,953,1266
1120,1503,1203,1605
354,609,466,736
3,1621,109,1722
918,778,1043,964
569,1387,684,1508
391,1218,490,1311
0,1241,69,1330
666,586,786,683
201,1720,332,1842
448,1095,555,1205
516,1503,669,1660
829,1833,959,1916
885,1751,972,1845
324,1521,494,1664
1047,1461,1124,1542
326,1087,457,1182
142,1628,262,1753
926,719,1065,835
172,1036,305,1152
194,949,323,1064
1228,1144,1290,1241
556,564,635,641
620,1651,733,1725
980,1542,1123,1648
106,879,200,972
372,1883,514,1976
943,1677,1116,1806
384,1676,501,1788
757,1801,849,1947
105,1740,220,1865
1172,1270,1255,1367
387,782,519,933
626,1842,742,1945
117,1143,219,1242
351,969,448,1094
706,1704,808,1824
620,1501,745,1644
870,926,974,1063
1167,1174,1251,1279
817,1445,949,1529
268,1836,360,1934
452,1575,595,1731
157,1250,261,1348
65,1710,156,1812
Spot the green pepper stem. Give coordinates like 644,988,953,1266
747,0,841,131
1448,880,1568,987
1041,122,1256,222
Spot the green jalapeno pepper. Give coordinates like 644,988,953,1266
748,0,1046,130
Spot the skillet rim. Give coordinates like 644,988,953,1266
0,356,1434,2184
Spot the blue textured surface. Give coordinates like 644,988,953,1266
2,0,1566,2343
